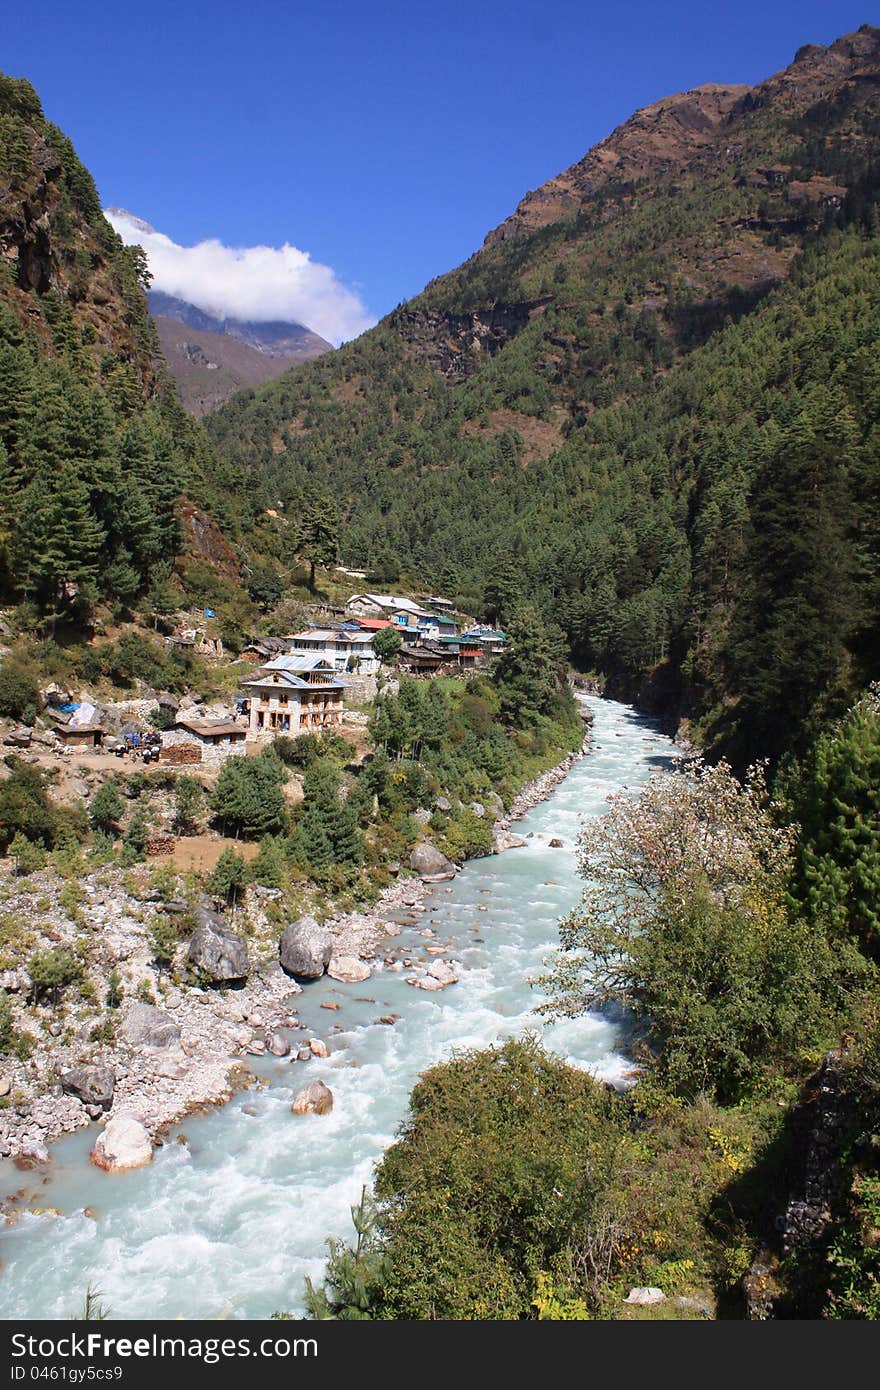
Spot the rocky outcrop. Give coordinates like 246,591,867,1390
121,1002,181,1050
178,501,241,580
391,302,544,381
279,917,333,980
327,956,371,984
0,99,160,395
187,907,249,984
492,827,526,854
409,843,456,881
90,1113,153,1173
61,1065,115,1111
291,1080,334,1116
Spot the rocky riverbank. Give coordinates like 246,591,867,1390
504,707,594,824
0,708,596,1177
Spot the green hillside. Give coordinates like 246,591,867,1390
208,26,880,762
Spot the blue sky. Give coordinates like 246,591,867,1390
4,1,875,336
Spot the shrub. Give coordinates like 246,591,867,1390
105,969,124,1009
8,833,47,875
251,835,286,888
0,661,39,723
209,847,248,905
89,782,125,835
121,805,149,863
0,758,57,851
149,915,181,971
28,947,83,1006
172,777,204,835
308,1038,625,1320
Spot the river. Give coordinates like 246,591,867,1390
0,697,677,1319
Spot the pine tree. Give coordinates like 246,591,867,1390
298,491,339,593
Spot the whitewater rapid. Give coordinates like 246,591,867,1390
0,698,677,1319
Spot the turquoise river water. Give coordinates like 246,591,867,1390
0,697,677,1319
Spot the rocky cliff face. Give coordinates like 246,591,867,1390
391,300,548,380
0,74,160,398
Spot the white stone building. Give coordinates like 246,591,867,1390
241,655,346,740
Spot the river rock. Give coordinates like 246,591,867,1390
61,1065,115,1111
409,843,456,881
309,1039,329,1058
291,1080,334,1116
90,1113,153,1172
427,960,458,987
279,917,333,980
327,955,371,984
121,1002,181,1050
409,974,445,991
549,837,564,848
188,909,249,984
623,1287,666,1306
492,827,526,853
266,1031,291,1057
16,1136,49,1166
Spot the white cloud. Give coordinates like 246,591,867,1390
104,208,376,346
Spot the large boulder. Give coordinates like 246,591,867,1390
121,1002,181,1050
188,907,249,984
291,1080,334,1116
61,1065,115,1111
409,842,456,881
279,917,333,980
409,959,459,992
15,1136,49,1167
90,1113,153,1172
492,827,526,854
427,960,458,987
327,956,371,984
623,1287,665,1306
4,728,32,748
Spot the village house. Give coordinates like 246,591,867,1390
461,625,506,655
161,717,248,768
286,625,380,675
346,593,436,631
56,723,104,750
436,634,482,669
241,654,345,740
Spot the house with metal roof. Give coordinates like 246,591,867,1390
286,626,380,674
241,655,346,739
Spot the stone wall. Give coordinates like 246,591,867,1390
160,728,247,770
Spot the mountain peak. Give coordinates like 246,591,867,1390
104,206,157,237
146,290,332,416
484,25,880,248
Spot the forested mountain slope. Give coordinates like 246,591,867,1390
0,73,236,623
209,26,880,762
